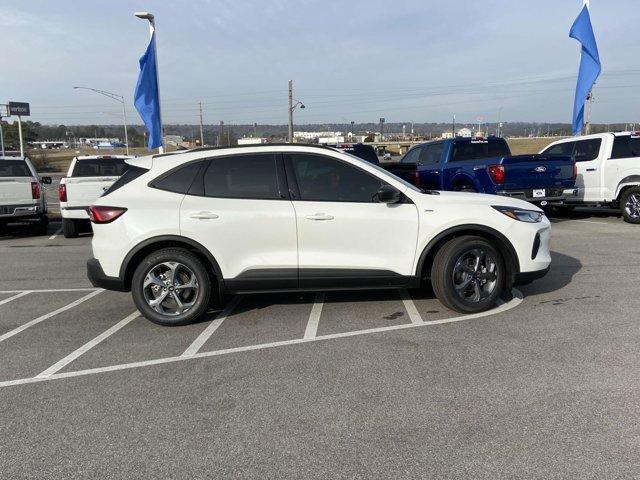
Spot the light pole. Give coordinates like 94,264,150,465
288,80,305,143
74,86,129,154
135,11,164,153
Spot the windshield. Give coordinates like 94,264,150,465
72,158,129,177
342,152,421,192
0,160,31,177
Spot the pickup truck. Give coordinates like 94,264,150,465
540,132,640,223
59,155,132,237
0,156,51,234
382,136,576,205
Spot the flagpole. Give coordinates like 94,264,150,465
135,12,164,153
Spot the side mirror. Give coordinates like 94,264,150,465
40,176,52,185
377,185,402,204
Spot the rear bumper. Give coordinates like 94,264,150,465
497,188,575,204
515,266,550,285
87,257,127,292
61,206,90,219
0,203,41,219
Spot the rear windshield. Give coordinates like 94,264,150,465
0,160,31,177
72,158,129,177
102,166,147,196
451,139,511,162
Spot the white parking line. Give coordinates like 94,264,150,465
0,291,31,307
36,310,139,378
0,290,523,389
399,289,423,324
48,228,63,240
181,296,242,357
0,288,99,294
303,292,325,339
572,219,610,225
0,290,103,343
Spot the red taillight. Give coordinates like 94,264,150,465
572,162,577,180
488,164,505,184
58,183,67,202
413,170,421,188
31,181,41,199
89,206,127,224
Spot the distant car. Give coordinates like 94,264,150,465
59,155,133,237
540,132,640,223
0,156,51,234
327,143,379,164
86,144,551,326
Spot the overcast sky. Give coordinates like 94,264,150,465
1,0,638,126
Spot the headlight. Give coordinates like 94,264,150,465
492,205,544,223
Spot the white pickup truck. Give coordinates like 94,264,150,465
0,156,51,234
541,132,640,224
59,155,132,237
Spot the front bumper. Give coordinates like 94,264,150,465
515,266,550,285
87,257,127,292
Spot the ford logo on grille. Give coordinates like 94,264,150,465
534,166,547,173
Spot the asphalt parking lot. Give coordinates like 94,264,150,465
1,209,639,479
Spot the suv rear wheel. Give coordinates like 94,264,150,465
132,248,212,326
431,236,505,313
620,187,640,224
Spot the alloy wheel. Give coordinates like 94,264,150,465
142,262,199,316
452,248,499,303
624,193,640,219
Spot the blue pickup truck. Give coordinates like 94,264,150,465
383,137,576,204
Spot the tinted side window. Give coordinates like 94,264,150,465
401,147,421,164
487,139,510,157
151,161,202,194
420,143,444,165
611,136,640,159
451,141,486,162
288,154,383,203
573,139,601,162
102,166,147,197
542,142,574,156
203,154,280,199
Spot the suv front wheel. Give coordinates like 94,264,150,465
431,236,505,314
132,248,212,326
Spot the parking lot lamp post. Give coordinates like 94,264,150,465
73,87,129,155
288,80,305,143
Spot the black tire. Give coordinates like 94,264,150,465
34,215,49,235
62,218,78,238
620,187,640,224
131,248,212,326
431,235,505,314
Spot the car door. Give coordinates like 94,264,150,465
284,152,419,289
571,138,603,201
418,142,445,190
179,153,298,290
608,135,640,200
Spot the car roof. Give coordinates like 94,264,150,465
74,155,133,160
153,143,340,159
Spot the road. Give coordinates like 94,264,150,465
0,210,638,479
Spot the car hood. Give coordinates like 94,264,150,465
410,189,542,211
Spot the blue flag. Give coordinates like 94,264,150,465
569,5,601,136
134,33,162,150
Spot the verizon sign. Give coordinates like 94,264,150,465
8,102,30,116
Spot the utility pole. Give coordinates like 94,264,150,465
452,114,456,137
379,117,385,141
288,80,293,143
0,105,5,156
253,122,258,137
198,102,204,146
219,121,224,146
584,91,593,135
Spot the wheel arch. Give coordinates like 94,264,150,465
120,235,224,292
615,176,640,200
450,173,478,191
416,224,520,286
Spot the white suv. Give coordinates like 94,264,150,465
87,145,551,326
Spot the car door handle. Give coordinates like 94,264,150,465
305,213,334,221
586,168,597,172
189,211,219,219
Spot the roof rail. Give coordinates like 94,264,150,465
153,143,339,159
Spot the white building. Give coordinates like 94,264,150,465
318,136,345,144
237,137,268,145
294,131,342,141
457,128,472,138
164,135,184,147
441,132,454,139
